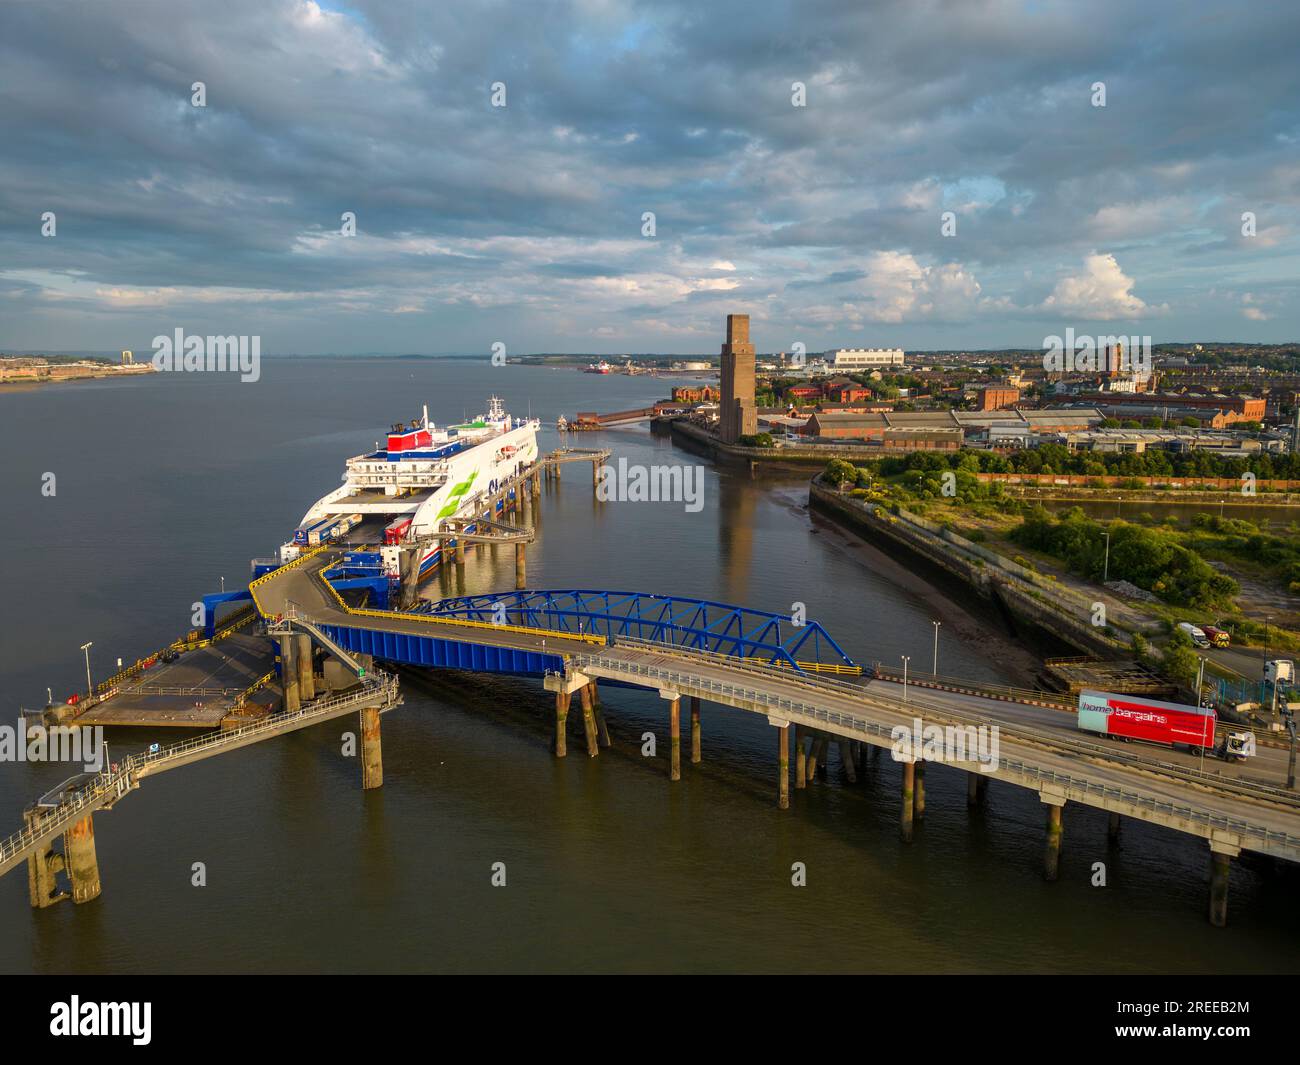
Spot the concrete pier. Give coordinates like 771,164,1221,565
24,810,65,909
1209,845,1235,927
778,722,790,809
579,682,599,757
1108,812,1122,847
295,634,315,701
360,705,383,789
280,636,300,712
795,725,806,789
839,740,857,784
815,737,829,781
967,770,980,807
901,761,915,843
65,814,101,904
690,696,701,764
1044,800,1064,881
805,735,821,784
589,682,610,747
914,760,926,822
669,696,681,781
555,691,570,758
515,542,526,590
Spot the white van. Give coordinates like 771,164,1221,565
1177,622,1211,648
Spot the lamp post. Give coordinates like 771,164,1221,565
80,641,94,698
1102,530,1111,584
901,655,910,704
931,620,941,676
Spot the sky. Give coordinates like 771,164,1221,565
1,0,1297,355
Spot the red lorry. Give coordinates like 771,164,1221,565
384,516,413,545
1077,689,1215,753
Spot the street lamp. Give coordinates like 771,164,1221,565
1102,530,1111,584
220,576,226,593
80,641,94,698
901,655,910,704
931,620,941,676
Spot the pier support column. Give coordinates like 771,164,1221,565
914,760,926,822
900,760,915,843
25,810,65,908
554,691,570,758
295,634,315,702
400,547,421,609
778,722,790,809
589,683,610,747
1107,812,1122,847
795,726,806,789
690,696,701,764
669,697,681,781
840,741,858,784
805,734,822,784
360,705,383,790
967,771,980,808
579,682,599,758
515,542,527,590
280,637,300,713
64,814,101,904
815,737,829,781
1208,843,1237,928
1043,796,1065,882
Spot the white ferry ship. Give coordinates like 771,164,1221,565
276,396,539,580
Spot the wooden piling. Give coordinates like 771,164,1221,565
1209,849,1232,927
1044,802,1063,881
900,761,915,843
589,682,611,747
555,691,569,758
914,759,926,822
669,697,681,781
795,725,807,789
778,723,790,809
690,696,701,764
580,682,599,757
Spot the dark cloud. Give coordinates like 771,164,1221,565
0,0,1296,353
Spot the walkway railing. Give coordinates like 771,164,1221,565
572,651,1300,853
579,639,1300,810
0,674,400,879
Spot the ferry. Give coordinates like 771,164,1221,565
273,396,539,581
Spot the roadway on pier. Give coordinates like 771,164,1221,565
251,550,1300,821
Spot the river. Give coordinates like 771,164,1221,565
1,358,1295,973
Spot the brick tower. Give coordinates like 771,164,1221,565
719,313,757,443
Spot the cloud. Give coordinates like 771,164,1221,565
0,0,1295,351
1041,254,1167,320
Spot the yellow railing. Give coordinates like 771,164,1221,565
266,552,608,647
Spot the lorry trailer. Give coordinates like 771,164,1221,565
1077,689,1216,752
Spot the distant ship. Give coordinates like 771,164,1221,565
271,396,539,581
584,360,612,374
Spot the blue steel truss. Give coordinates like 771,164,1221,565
425,589,857,671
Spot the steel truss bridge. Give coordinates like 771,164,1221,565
423,589,859,673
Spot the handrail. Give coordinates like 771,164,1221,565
573,652,1300,850
584,639,1300,809
0,673,400,874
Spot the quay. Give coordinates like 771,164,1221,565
4,446,1299,927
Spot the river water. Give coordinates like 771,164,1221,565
1,358,1296,973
